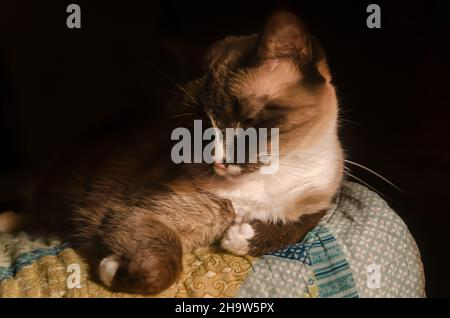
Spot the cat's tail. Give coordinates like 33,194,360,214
83,215,183,295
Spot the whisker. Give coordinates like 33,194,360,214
191,167,214,183
339,118,362,126
147,64,198,104
180,101,196,109
344,171,391,200
165,113,197,121
140,84,183,97
344,159,405,194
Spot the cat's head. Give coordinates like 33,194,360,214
184,11,338,178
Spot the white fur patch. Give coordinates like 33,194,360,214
215,125,340,223
214,164,242,177
221,223,255,256
226,164,242,175
211,120,224,163
99,255,120,287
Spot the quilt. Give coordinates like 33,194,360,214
0,181,425,298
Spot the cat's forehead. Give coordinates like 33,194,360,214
230,60,301,101
205,34,301,101
205,34,259,71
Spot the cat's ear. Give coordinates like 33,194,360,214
257,11,312,65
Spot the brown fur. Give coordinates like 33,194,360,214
3,11,343,294
17,126,236,294
247,210,327,256
186,11,343,255
94,217,183,293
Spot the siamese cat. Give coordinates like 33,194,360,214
0,11,343,294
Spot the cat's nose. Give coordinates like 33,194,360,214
213,161,227,170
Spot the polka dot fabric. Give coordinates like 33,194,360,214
324,182,426,297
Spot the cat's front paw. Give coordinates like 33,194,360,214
220,223,255,256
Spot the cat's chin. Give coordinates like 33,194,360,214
213,163,242,177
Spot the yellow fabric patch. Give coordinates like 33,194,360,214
0,247,256,298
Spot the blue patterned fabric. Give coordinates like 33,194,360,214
238,181,426,298
238,225,359,298
0,244,69,281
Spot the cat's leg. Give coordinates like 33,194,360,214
74,209,183,294
221,190,336,256
78,199,234,294
221,210,326,256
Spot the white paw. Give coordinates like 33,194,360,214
99,255,120,287
221,223,255,256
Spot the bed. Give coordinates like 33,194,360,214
0,181,425,297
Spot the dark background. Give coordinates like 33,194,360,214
0,0,449,297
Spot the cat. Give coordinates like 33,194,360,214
187,10,343,255
0,10,343,294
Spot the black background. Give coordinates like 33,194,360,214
0,0,449,297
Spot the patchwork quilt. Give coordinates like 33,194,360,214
0,181,425,298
